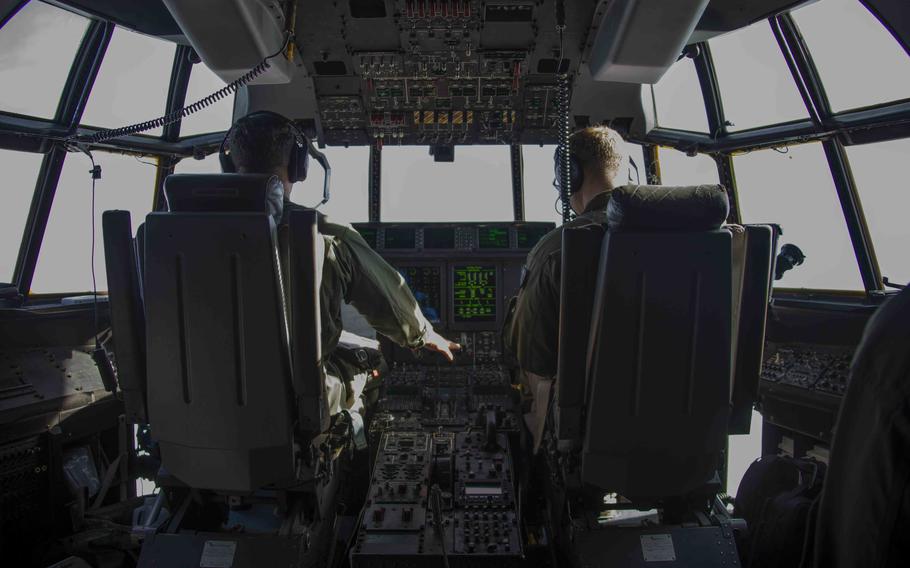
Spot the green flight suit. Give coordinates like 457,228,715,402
503,190,612,377
281,200,430,412
502,190,612,447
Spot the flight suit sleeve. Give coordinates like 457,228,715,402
332,226,431,348
503,251,561,378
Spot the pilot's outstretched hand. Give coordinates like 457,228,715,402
424,328,461,362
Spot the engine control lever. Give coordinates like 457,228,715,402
484,408,499,451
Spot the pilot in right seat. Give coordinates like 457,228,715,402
222,111,460,415
503,125,627,449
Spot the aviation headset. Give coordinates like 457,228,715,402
219,110,310,183
553,143,640,199
553,146,584,198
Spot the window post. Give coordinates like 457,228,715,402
510,143,525,221
822,139,883,292
692,43,726,139
14,20,114,294
368,141,382,222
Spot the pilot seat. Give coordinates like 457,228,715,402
102,174,354,567
545,184,774,567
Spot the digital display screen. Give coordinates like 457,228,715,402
516,225,550,249
356,227,378,249
464,482,503,496
423,227,455,249
398,266,443,323
384,227,416,249
478,227,509,249
452,265,497,323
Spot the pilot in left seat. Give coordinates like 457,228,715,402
222,111,460,415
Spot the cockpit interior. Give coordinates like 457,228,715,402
1,1,909,567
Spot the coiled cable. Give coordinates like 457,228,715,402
554,2,573,223
74,34,292,144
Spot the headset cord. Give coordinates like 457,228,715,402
68,144,103,349
73,34,293,145
554,1,572,224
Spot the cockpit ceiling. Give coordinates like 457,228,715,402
50,0,819,146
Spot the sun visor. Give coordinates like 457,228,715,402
161,0,294,84
587,0,709,84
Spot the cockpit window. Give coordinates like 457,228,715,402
174,153,221,175
31,152,156,293
710,20,809,131
522,145,563,225
81,26,175,137
0,1,89,119
651,56,709,133
380,145,512,222
657,148,719,186
791,0,910,112
293,146,369,226
735,142,863,291
846,138,910,287
0,150,44,282
179,62,234,137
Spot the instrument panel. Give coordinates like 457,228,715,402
351,221,532,565
355,222,553,335
353,222,552,253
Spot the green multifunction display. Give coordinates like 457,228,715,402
453,265,497,323
478,227,509,249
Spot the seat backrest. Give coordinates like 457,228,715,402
143,173,319,492
102,210,148,424
729,224,774,434
573,185,733,498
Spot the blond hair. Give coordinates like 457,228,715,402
569,126,625,182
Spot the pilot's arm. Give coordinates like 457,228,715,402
333,226,458,359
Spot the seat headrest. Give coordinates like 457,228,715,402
607,184,729,231
164,174,284,220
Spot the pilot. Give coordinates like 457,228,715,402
811,286,910,568
503,125,627,448
224,111,459,415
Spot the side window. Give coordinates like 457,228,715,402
381,146,512,222
0,1,89,119
31,152,156,293
657,148,719,186
710,20,809,131
846,138,910,286
0,150,44,282
791,0,910,112
734,142,863,291
179,62,234,137
175,153,221,174
651,56,709,133
81,27,176,136
293,146,369,226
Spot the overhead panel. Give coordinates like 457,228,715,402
296,0,600,146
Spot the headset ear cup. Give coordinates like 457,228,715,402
569,153,584,194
